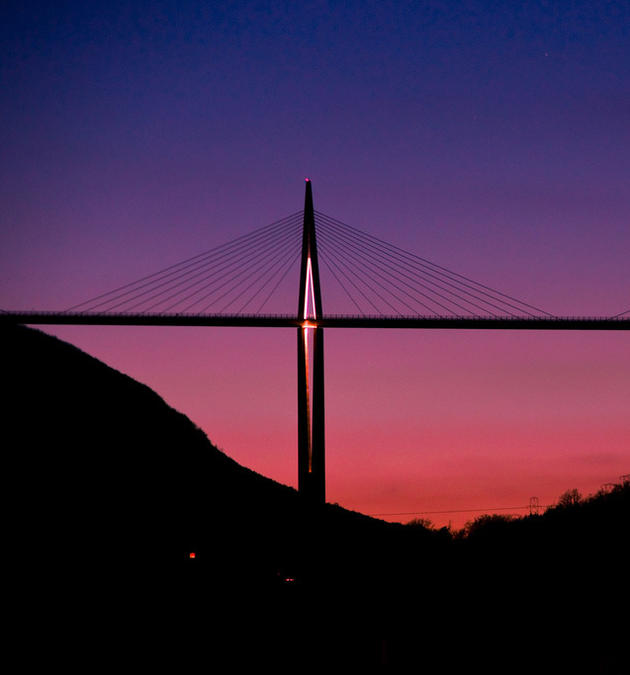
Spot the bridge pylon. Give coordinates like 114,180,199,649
297,179,325,504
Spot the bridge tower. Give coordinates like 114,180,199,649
297,179,325,503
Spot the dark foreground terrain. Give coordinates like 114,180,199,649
3,323,628,671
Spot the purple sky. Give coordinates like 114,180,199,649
2,1,628,527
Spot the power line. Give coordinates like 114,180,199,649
371,505,554,517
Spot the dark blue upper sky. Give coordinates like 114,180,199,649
2,0,628,313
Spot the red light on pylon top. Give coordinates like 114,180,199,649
305,177,310,182
189,552,196,559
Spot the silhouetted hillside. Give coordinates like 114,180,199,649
2,324,427,575
2,323,442,665
3,323,627,671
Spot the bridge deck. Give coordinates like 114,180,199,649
1,311,629,330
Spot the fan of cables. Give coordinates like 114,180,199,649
66,209,554,319
66,212,303,315
314,211,553,318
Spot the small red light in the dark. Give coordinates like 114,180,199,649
189,552,196,559
305,177,310,182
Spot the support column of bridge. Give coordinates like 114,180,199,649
297,179,325,503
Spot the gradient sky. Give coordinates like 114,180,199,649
2,1,628,528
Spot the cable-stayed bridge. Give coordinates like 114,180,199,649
2,180,628,503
